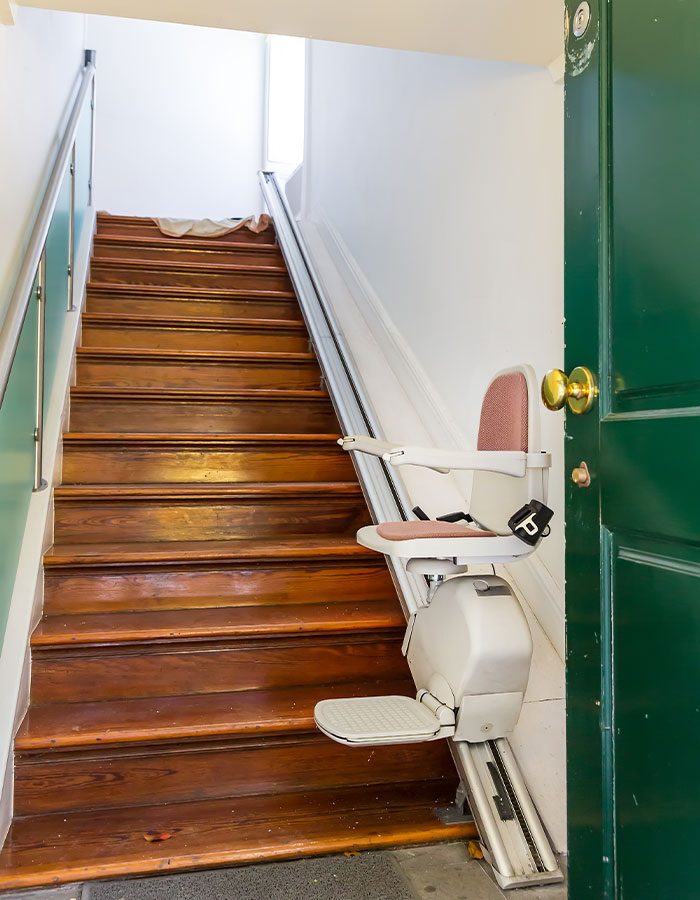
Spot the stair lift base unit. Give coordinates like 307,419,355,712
314,574,562,889
315,574,529,747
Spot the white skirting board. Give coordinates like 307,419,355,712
0,207,96,849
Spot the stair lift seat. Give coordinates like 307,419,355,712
339,366,551,568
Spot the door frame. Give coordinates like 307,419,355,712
564,0,613,896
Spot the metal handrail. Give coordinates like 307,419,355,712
259,171,428,615
0,50,96,408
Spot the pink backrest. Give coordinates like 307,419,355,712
469,367,539,535
477,371,529,453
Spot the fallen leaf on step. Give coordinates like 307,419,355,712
467,840,484,860
143,831,172,842
343,851,360,857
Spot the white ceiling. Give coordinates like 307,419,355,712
15,0,565,66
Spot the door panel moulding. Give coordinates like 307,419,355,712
14,0,565,67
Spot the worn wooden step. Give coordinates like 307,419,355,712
85,283,301,320
61,434,352,484
0,781,474,892
22,678,411,742
75,347,322,391
32,599,405,648
44,536,379,569
81,313,310,353
93,233,284,267
53,483,368,543
44,555,395,616
90,257,293,293
68,388,338,434
14,732,455,816
31,628,408,708
86,283,301,320
96,212,278,244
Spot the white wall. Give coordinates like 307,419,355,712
86,15,265,218
299,38,566,851
0,6,86,315
303,39,564,592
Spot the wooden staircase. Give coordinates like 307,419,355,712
0,214,474,891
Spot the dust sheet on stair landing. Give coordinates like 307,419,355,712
153,215,271,237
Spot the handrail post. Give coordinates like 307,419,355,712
86,48,97,207
67,142,76,311
34,249,48,492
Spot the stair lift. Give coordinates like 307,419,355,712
314,366,563,889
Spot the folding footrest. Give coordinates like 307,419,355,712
314,695,444,746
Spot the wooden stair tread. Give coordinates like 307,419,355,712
70,386,330,401
62,432,341,445
54,482,361,499
91,256,289,276
82,312,307,332
76,347,316,363
86,282,296,300
32,599,405,646
45,536,378,567
93,233,282,255
0,782,474,891
16,680,415,749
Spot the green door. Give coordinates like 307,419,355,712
562,1,700,897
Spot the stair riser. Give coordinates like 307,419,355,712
31,638,408,702
14,737,453,816
75,357,322,391
54,496,368,543
69,398,338,434
97,216,277,245
86,292,302,320
82,323,309,353
93,241,284,267
61,446,353,484
44,562,396,615
90,261,293,293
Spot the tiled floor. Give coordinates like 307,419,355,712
2,844,567,900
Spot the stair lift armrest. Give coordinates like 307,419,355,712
382,446,552,478
337,435,404,457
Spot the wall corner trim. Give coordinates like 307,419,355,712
548,53,565,84
0,2,17,26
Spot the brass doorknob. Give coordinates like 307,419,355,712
571,461,591,487
541,366,598,415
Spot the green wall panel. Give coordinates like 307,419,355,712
0,281,38,645
44,166,71,414
0,91,92,652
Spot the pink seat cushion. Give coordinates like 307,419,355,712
376,521,495,541
477,371,528,452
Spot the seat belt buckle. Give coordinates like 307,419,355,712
508,500,554,546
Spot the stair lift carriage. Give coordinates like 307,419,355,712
314,366,563,889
